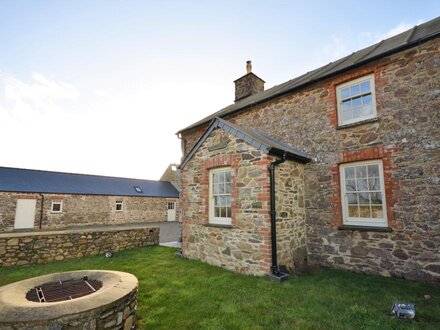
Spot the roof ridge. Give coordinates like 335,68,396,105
0,166,159,183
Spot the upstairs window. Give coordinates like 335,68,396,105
337,74,376,126
51,201,63,213
340,160,387,227
209,168,232,225
115,200,124,211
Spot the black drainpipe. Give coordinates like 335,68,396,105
267,152,289,281
39,193,44,230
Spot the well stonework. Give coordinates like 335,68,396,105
0,192,178,232
0,227,159,267
0,270,138,330
180,38,440,281
182,128,305,275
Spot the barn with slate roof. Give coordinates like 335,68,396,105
0,167,179,232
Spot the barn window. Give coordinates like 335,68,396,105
51,201,63,213
115,200,124,211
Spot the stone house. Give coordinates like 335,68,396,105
0,167,179,232
177,17,440,281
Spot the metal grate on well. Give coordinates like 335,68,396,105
26,276,103,303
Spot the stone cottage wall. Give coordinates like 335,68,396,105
180,38,440,281
0,192,177,232
182,129,274,275
274,159,307,272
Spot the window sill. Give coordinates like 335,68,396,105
203,223,233,229
338,225,392,232
337,118,379,130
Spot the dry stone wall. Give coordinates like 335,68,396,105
0,227,159,267
181,39,440,281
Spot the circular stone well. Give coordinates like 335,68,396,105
0,270,138,330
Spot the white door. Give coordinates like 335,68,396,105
14,199,37,229
167,202,176,222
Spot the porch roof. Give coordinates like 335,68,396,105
179,117,311,169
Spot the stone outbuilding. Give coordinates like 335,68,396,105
0,167,179,232
177,17,440,281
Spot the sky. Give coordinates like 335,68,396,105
0,1,439,180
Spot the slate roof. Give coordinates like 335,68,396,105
0,167,179,198
180,117,311,169
178,16,440,133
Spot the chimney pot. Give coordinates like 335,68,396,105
246,60,252,73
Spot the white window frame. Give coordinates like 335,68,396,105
340,160,388,227
209,167,232,225
336,74,377,126
51,200,63,213
115,200,124,212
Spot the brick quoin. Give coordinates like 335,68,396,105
330,145,401,229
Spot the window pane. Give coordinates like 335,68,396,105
225,171,231,183
356,166,367,178
215,207,220,217
345,179,356,191
352,97,362,108
341,87,350,99
361,105,373,117
220,207,226,217
348,205,359,217
360,81,371,93
52,203,61,211
371,206,384,218
359,205,371,218
367,164,379,177
358,192,369,204
343,109,352,121
353,106,362,119
356,178,368,191
226,206,231,218
370,192,382,205
362,94,372,105
225,196,231,207
213,173,219,183
345,167,355,179
219,183,225,194
350,84,360,96
342,99,352,110
347,193,358,204
368,178,380,191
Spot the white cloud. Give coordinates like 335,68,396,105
1,72,79,114
323,35,349,61
378,19,426,41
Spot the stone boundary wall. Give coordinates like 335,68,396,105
0,227,159,267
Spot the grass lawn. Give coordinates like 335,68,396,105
0,247,439,329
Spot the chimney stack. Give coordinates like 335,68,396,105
234,60,265,102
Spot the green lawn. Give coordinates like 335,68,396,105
0,247,439,329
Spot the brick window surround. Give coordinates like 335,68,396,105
201,154,240,226
326,64,388,129
330,145,401,230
